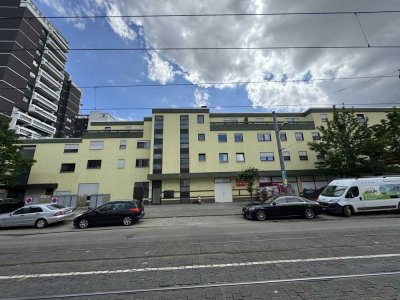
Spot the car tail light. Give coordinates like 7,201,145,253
129,207,140,214
54,211,64,216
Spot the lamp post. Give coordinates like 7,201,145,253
272,111,287,193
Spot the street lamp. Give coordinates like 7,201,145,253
272,111,287,193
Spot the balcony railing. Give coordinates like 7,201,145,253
32,91,58,111
14,125,43,139
38,69,62,90
28,103,57,123
44,48,65,69
46,38,67,61
13,111,56,135
210,121,316,131
48,32,68,57
41,58,64,80
36,82,61,102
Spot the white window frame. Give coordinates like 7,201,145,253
90,141,104,150
260,152,274,161
117,159,125,169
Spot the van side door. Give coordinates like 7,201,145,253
345,186,361,210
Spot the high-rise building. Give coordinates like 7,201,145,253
0,0,81,138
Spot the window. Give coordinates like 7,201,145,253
41,28,47,35
316,152,324,160
30,207,43,213
197,115,204,124
35,49,42,57
295,132,304,141
104,126,111,131
64,144,79,153
90,141,104,150
117,159,125,169
199,153,206,161
26,84,33,91
198,133,205,141
283,151,291,161
236,153,245,162
260,152,274,161
29,72,36,79
219,153,228,163
87,160,102,169
22,96,29,103
180,115,189,129
234,133,243,142
258,132,271,141
137,140,150,148
224,118,238,124
60,163,75,172
136,159,149,167
320,114,328,122
119,140,127,149
218,133,227,142
255,117,264,123
39,39,44,46
32,60,39,67
299,151,308,160
279,132,287,141
312,132,321,141
356,114,365,124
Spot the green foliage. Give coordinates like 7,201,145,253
308,106,400,177
0,119,35,187
238,167,260,200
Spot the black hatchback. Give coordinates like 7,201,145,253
74,200,144,229
242,196,322,221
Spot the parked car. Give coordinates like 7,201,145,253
0,198,24,214
73,200,145,229
242,196,323,221
0,204,74,229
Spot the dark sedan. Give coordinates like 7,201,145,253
74,200,144,229
242,196,322,221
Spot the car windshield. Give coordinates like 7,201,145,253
321,185,348,197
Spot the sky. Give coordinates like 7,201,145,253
34,0,400,120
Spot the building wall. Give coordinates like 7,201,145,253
16,107,396,204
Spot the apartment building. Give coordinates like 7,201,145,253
0,0,81,138
8,107,394,204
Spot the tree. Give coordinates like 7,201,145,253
370,107,400,168
308,106,372,177
0,119,35,187
238,167,260,201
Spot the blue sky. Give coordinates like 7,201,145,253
34,0,400,120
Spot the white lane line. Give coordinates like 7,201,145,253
4,271,400,300
1,253,399,280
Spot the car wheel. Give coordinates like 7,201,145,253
78,218,89,229
35,218,47,229
304,208,315,219
255,210,267,221
343,206,352,217
122,216,133,226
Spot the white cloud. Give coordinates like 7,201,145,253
193,88,210,107
145,51,175,84
42,0,400,110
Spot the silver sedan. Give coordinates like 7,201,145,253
0,204,74,229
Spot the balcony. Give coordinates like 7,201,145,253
32,91,58,111
48,32,68,58
41,58,64,80
36,82,61,102
14,125,42,139
46,38,67,61
28,103,57,123
31,118,56,135
38,69,62,90
210,121,316,131
44,48,65,69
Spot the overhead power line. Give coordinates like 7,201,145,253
2,46,400,53
1,74,397,91
2,10,400,19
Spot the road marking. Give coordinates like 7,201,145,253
3,271,400,300
1,253,400,280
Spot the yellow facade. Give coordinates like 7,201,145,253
13,107,394,205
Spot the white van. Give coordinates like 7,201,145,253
317,177,400,217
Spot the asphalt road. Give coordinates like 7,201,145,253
1,213,400,299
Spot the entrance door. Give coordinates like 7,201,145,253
214,181,233,203
152,180,162,204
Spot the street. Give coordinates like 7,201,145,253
0,212,400,299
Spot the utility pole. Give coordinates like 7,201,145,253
272,111,287,193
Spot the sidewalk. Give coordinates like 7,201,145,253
74,202,247,219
